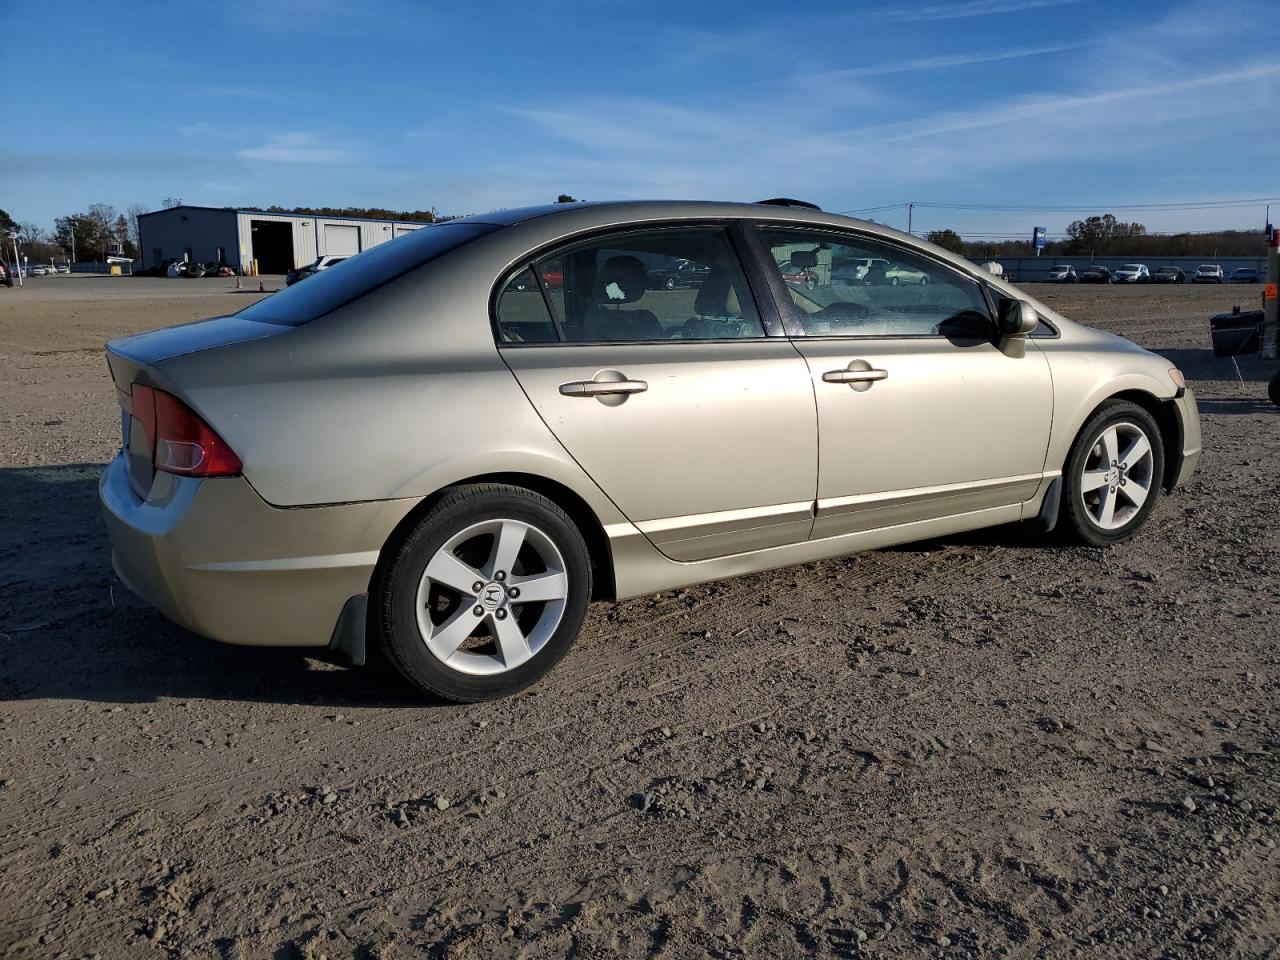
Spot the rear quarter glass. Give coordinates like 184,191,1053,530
237,222,500,326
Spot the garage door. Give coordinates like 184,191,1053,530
394,225,422,238
324,224,361,256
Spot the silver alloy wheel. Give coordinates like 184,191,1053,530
414,518,569,676
1078,421,1155,531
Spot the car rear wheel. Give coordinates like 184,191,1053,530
375,483,592,702
1060,401,1164,546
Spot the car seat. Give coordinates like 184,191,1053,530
585,256,664,340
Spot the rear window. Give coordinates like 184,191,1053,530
239,222,500,326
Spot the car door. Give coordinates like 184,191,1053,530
752,225,1053,540
496,224,818,562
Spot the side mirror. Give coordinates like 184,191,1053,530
996,298,1038,357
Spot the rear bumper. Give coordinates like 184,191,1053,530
99,455,416,647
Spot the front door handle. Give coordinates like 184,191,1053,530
559,378,649,397
822,368,888,384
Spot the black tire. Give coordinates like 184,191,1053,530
1269,370,1280,407
1059,400,1165,547
374,483,592,702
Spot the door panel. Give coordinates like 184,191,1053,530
502,342,817,560
750,224,1053,540
794,338,1052,538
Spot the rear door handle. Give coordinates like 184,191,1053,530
559,379,649,397
822,368,888,384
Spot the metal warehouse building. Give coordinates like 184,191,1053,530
137,205,428,273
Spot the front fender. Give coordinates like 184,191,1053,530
1042,352,1180,474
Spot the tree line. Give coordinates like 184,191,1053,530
0,203,147,264
926,215,1268,260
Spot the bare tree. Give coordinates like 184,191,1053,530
20,222,48,244
126,203,147,253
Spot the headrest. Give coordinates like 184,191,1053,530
594,255,647,304
694,267,742,317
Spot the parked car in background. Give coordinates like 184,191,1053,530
1192,264,1224,284
887,263,929,286
778,260,818,286
1079,265,1112,284
0,262,12,287
286,255,347,286
57,263,70,274
1150,266,1185,284
1112,264,1150,284
646,258,710,290
1046,264,1078,283
98,198,1201,702
510,262,563,291
30,265,48,277
1227,267,1260,284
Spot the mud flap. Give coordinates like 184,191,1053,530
1028,477,1062,533
326,594,368,667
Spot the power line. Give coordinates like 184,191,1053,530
836,196,1280,216
836,202,912,215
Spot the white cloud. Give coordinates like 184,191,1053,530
803,42,1091,81
238,133,357,165
871,0,1081,20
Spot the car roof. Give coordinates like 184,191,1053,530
453,199,900,235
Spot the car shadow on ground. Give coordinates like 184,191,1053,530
0,464,429,708
1152,347,1275,386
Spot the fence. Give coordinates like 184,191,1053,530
982,256,1267,283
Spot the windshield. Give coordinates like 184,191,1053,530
1121,264,1141,270
240,222,500,326
1199,265,1217,270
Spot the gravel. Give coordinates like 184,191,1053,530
0,280,1277,958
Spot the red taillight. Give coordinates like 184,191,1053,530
130,384,241,477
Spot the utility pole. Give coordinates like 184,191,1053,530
1265,224,1279,404
907,202,914,235
69,220,76,264
7,232,21,287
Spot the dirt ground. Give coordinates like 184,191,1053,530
0,276,1277,960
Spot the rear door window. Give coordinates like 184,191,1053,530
496,227,765,343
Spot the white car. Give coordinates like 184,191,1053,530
29,265,48,277
1112,263,1150,284
56,264,70,274
1192,264,1224,284
1046,264,1078,283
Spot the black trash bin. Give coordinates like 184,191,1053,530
1209,307,1264,358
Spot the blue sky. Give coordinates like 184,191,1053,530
3,0,1278,239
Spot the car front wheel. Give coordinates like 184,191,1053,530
1060,401,1164,546
375,484,592,702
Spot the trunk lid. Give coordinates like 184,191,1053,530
105,315,289,498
